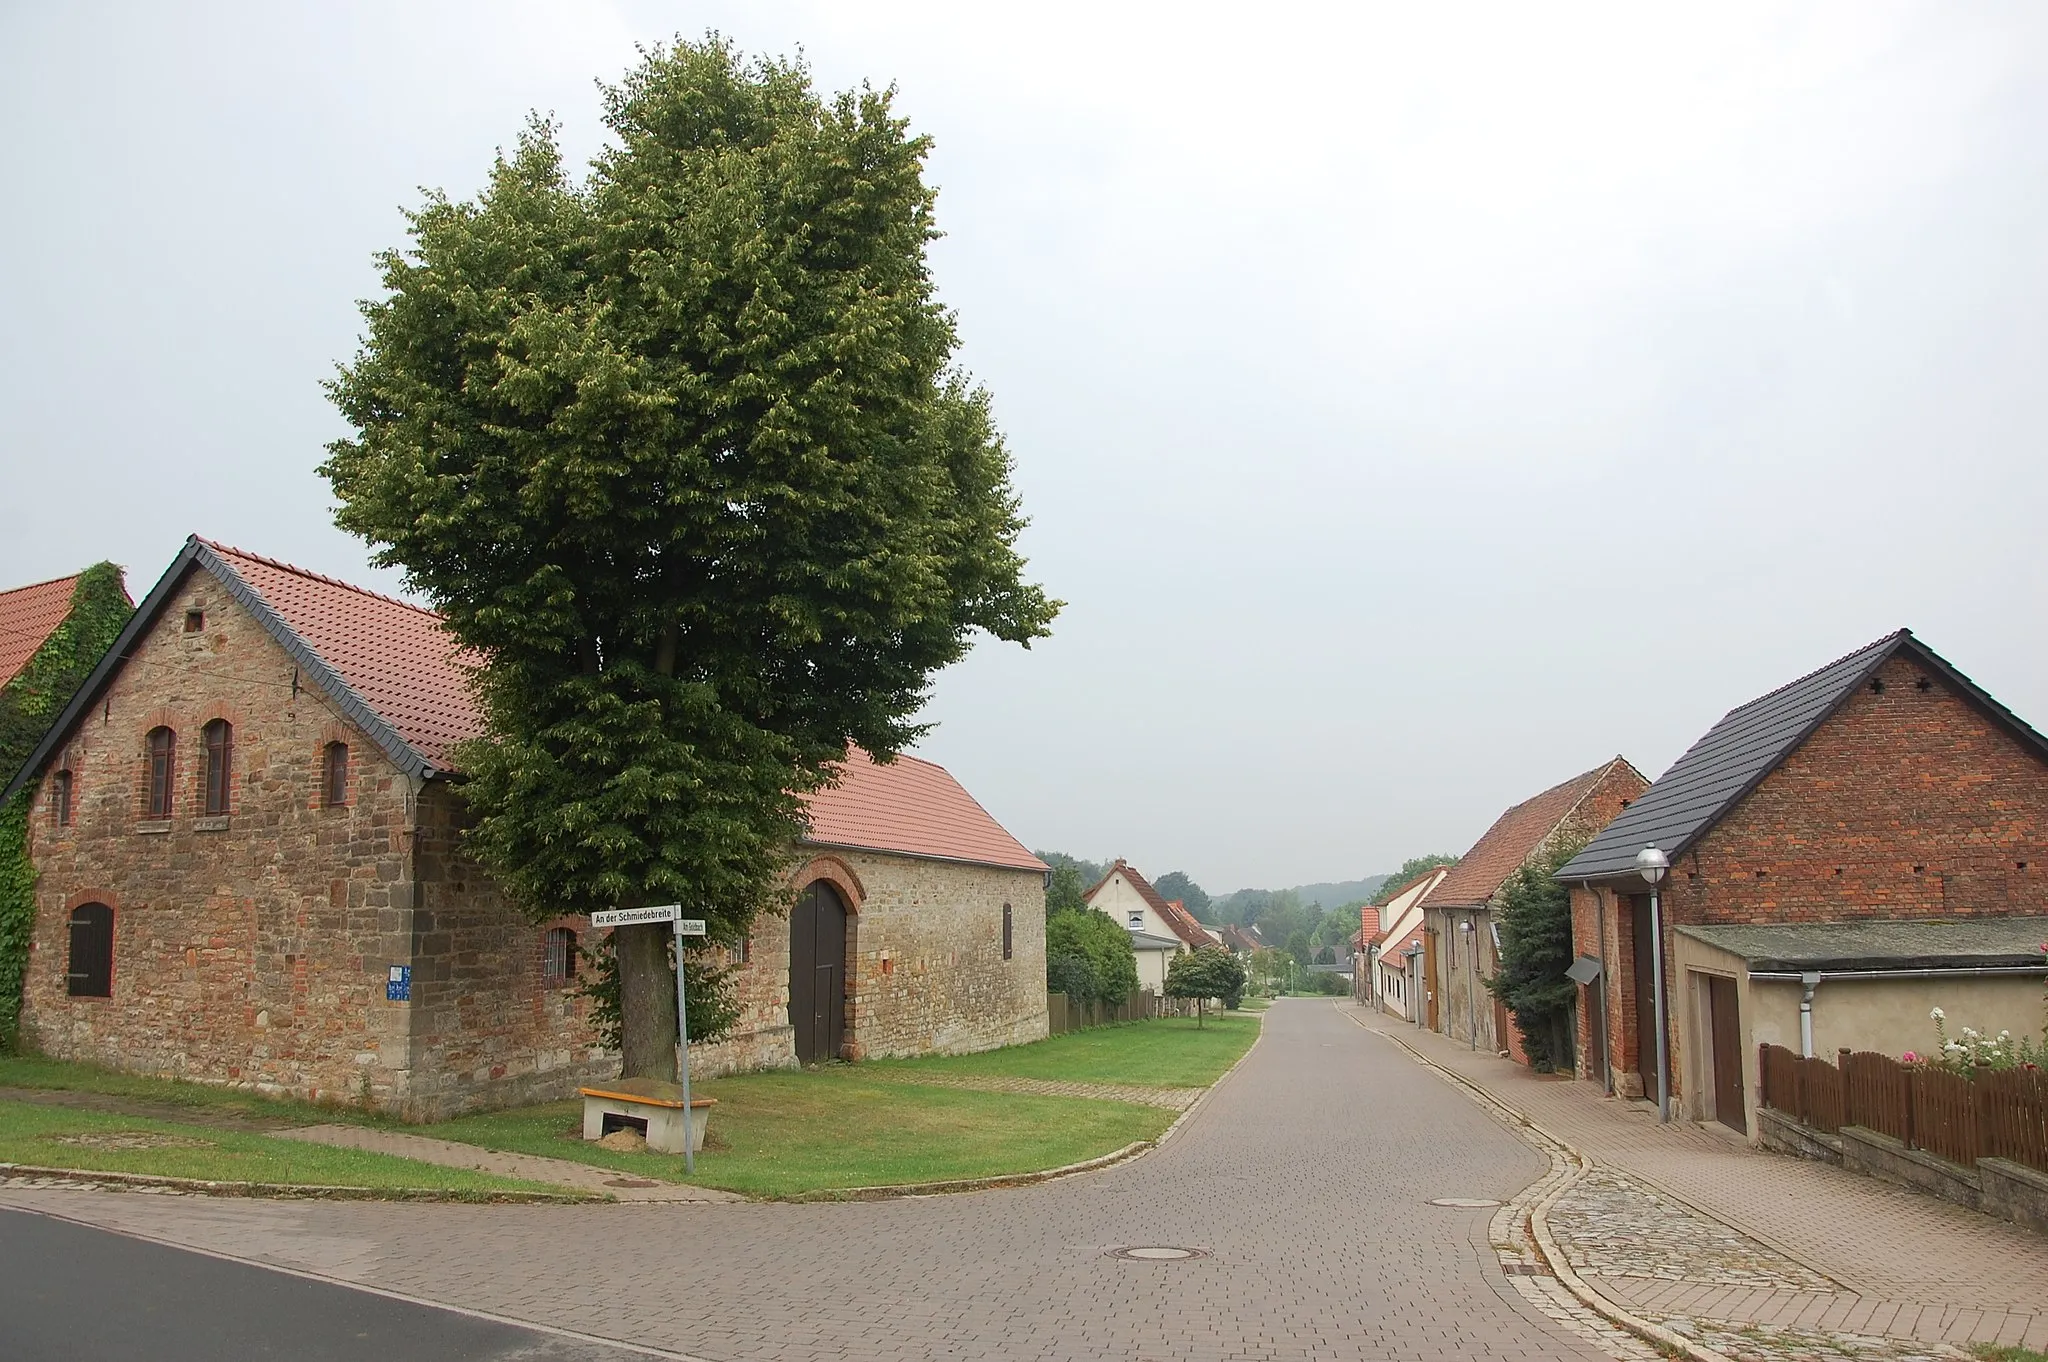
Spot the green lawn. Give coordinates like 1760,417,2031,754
425,1072,1171,1199
0,1101,559,1196
865,1011,1261,1089
0,1054,381,1128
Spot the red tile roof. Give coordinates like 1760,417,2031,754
0,573,84,687
802,747,1046,872
206,542,483,771
202,543,1042,873
1430,758,1640,909
1085,860,1218,950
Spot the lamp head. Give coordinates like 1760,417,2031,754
1635,845,1670,885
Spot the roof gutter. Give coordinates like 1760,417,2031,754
1749,966,2046,982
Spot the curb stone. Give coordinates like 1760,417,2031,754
1340,1005,1742,1362
0,1161,604,1203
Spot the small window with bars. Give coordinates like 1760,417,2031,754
543,927,577,985
727,938,751,967
323,741,349,807
52,769,73,827
1002,903,1013,961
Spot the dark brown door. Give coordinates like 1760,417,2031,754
789,882,847,1065
1423,930,1440,1031
1707,974,1745,1131
1630,896,1661,1100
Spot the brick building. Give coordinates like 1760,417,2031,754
1559,630,2048,1135
1425,758,1647,1059
3,537,1047,1118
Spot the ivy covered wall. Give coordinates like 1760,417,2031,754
0,562,133,1047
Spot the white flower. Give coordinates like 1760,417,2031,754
2000,1030,2012,1039
1963,1026,1979,1037
1945,1041,1965,1052
1930,1007,1945,1021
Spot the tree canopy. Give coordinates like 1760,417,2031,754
1151,871,1210,920
1165,946,1247,1023
1045,907,1138,1006
323,38,1057,1079
1371,854,1461,905
1485,839,1586,1071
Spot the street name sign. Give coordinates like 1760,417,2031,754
590,904,680,928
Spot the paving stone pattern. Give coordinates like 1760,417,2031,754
1549,1168,1834,1290
1,1000,1625,1362
1642,1316,1972,1362
1354,1003,2048,1354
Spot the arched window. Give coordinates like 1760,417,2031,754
323,741,350,808
67,903,114,998
543,927,577,985
51,769,73,827
202,719,233,816
145,727,175,817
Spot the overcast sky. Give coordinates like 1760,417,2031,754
5,3,2046,892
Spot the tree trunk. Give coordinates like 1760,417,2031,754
1196,997,1205,1029
617,922,678,1081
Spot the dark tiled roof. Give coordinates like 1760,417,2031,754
1558,630,2048,881
1431,759,1641,908
0,573,85,687
1678,918,2048,973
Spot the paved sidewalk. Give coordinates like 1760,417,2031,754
275,1126,741,1204
1345,1002,2048,1354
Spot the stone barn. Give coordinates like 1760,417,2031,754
4,536,1047,1117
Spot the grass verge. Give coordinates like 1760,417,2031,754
0,1054,382,1127
863,1011,1261,1089
0,1100,556,1195
1973,1348,2048,1362
424,1073,1171,1199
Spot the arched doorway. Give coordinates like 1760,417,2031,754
788,880,848,1065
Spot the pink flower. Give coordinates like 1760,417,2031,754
1901,1051,1920,1063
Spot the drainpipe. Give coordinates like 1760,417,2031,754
1798,971,1821,1059
1461,916,1477,1051
1649,883,1669,1124
1585,881,1613,1097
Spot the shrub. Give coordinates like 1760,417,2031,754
1045,909,1138,1007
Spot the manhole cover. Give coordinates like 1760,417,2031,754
1108,1246,1207,1261
1503,1263,1553,1276
605,1178,662,1189
1427,1197,1502,1208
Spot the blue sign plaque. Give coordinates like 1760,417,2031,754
386,964,411,1002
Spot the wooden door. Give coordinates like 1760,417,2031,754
1630,896,1661,1100
1707,974,1745,1131
1423,929,1439,1031
788,882,847,1065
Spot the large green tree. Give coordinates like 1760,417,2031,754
1151,870,1210,920
324,38,1057,1082
1485,839,1587,1071
1371,853,1460,905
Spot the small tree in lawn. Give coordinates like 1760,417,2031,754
324,38,1057,1083
1166,946,1247,1027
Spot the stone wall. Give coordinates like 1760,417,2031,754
399,784,611,1118
690,848,1048,1073
19,574,417,1109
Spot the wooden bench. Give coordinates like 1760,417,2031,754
579,1077,716,1155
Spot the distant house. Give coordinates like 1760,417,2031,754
1366,866,1452,1021
1558,630,2048,1136
1219,923,1265,956
1084,859,1221,990
3,537,1049,1118
1425,758,1647,1060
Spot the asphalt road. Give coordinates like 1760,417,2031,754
0,1208,664,1362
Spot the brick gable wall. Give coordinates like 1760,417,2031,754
20,574,420,1106
1673,655,2048,926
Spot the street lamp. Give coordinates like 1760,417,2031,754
1459,917,1478,1051
1635,845,1671,1124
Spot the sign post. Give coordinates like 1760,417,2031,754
590,906,708,1173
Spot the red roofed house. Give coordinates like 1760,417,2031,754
1425,758,1647,1061
1365,865,1453,1022
1083,860,1221,990
2,538,1048,1117
1,571,117,690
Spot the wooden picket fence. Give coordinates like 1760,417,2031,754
1046,989,1156,1034
1759,1043,2048,1175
